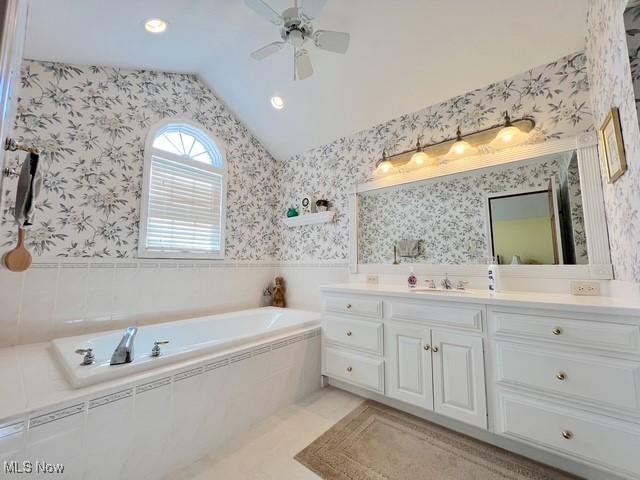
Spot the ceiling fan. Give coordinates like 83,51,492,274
244,0,350,80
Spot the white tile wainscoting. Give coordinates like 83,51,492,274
0,328,321,480
0,260,277,348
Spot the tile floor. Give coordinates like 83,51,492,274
163,386,364,480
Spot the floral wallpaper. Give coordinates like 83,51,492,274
586,0,640,282
357,154,587,265
276,52,594,262
0,60,278,259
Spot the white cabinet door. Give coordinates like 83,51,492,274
432,330,487,428
386,323,433,410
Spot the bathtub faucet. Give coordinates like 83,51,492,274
110,327,138,365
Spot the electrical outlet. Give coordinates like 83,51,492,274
570,281,601,296
366,275,379,285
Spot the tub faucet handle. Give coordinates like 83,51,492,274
151,341,170,358
75,348,95,366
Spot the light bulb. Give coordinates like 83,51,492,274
145,18,168,33
374,160,394,177
407,151,429,169
270,96,285,110
490,125,529,150
444,140,478,161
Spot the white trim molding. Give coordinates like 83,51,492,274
350,136,614,280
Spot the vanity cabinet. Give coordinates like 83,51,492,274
386,323,434,409
386,325,487,428
321,285,640,479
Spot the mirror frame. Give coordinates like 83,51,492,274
348,133,613,280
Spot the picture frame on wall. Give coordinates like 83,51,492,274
599,107,628,183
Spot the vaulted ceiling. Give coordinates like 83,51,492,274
24,0,587,160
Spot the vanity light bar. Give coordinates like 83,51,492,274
374,115,535,175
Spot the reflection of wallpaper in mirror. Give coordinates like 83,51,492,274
625,0,640,121
357,153,587,265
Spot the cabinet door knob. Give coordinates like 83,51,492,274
346,331,352,336
346,366,353,373
552,327,562,336
423,345,430,351
562,430,573,440
556,371,567,381
432,346,439,353
346,304,352,309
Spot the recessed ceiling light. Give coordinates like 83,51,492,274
270,96,285,110
145,18,168,34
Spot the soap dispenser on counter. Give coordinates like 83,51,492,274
408,267,417,289
488,257,501,294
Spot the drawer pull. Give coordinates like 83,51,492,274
432,346,439,353
556,371,567,381
552,327,562,336
346,331,352,336
346,366,353,373
561,430,573,440
423,345,430,351
346,304,352,309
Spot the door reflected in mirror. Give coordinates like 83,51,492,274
488,189,561,265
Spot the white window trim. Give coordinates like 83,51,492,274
138,117,227,260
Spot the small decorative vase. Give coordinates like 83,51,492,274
287,208,299,218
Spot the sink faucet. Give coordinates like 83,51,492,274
440,273,452,290
110,327,138,365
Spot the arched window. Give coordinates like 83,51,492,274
138,120,226,259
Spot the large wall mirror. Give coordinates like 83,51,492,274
351,136,613,279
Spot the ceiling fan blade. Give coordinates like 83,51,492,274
251,41,285,60
244,0,283,25
313,30,350,54
300,0,327,19
295,49,314,80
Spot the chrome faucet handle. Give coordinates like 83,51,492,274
75,348,95,366
456,281,469,290
424,279,436,289
151,341,170,358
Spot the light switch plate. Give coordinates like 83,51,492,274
366,275,379,285
570,281,601,296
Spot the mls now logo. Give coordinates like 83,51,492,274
4,461,65,474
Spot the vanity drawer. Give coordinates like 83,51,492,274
324,315,383,355
490,309,640,354
324,347,384,393
325,295,382,319
496,342,640,411
390,301,482,331
498,392,640,477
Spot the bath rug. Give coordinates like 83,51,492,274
295,400,579,480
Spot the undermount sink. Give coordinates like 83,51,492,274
410,288,470,294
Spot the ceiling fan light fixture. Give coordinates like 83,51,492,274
270,96,285,110
144,18,168,34
490,112,530,150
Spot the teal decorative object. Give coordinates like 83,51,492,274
287,207,299,218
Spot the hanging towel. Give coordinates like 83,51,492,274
14,152,42,227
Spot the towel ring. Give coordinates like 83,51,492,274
4,137,41,155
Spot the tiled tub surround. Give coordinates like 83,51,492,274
0,326,321,480
53,307,319,387
0,261,277,348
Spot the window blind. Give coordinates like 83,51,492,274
145,155,223,254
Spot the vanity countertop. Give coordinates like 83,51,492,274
320,283,640,317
